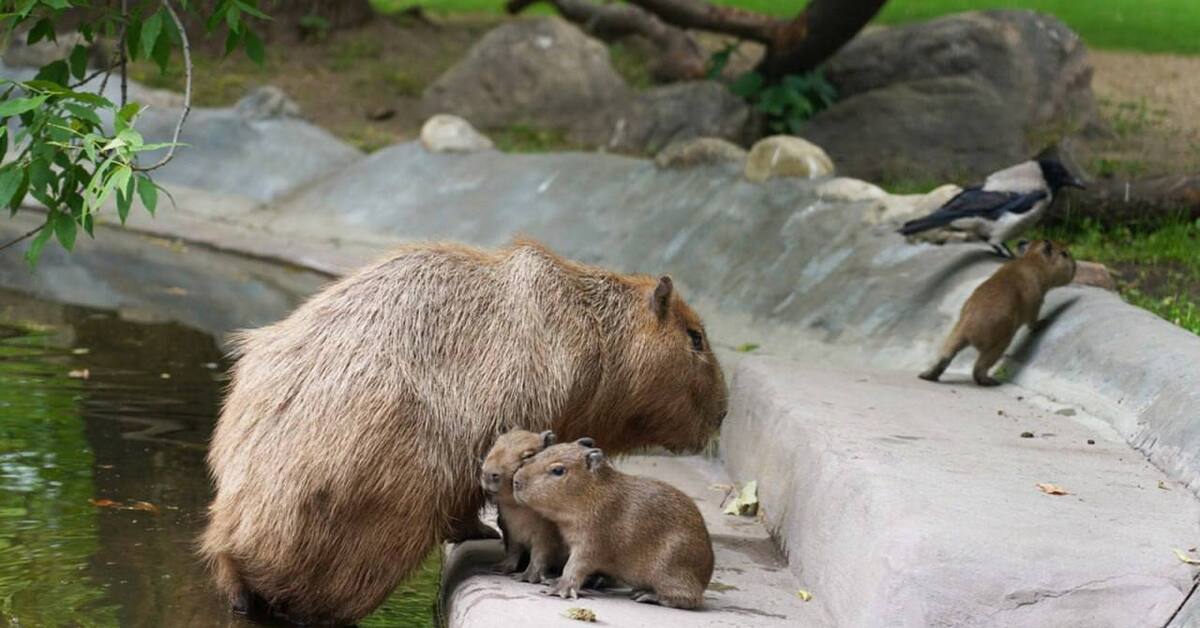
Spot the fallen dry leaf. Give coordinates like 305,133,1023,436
67,369,90,380
89,498,118,508
164,286,188,296
1036,483,1069,496
562,607,596,622
1158,480,1170,490
1173,549,1200,565
160,373,171,379
723,481,759,517
128,501,160,515
797,589,813,602
71,347,89,355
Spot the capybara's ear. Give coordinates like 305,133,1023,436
540,431,557,448
1041,240,1053,257
585,448,605,471
651,276,673,320
1016,240,1030,255
575,437,595,448
498,424,509,435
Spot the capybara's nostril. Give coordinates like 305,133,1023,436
512,479,524,492
488,472,500,483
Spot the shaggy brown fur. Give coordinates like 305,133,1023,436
481,429,566,583
201,240,727,624
513,442,714,609
920,239,1077,386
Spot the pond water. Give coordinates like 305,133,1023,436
0,290,439,627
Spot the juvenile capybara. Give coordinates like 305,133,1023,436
920,239,1077,386
481,429,566,583
201,240,727,624
513,442,715,609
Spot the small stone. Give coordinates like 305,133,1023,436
1087,439,1095,445
654,137,747,169
367,107,396,122
1055,408,1077,416
1020,431,1034,438
419,114,494,153
1071,261,1117,291
743,136,835,183
236,86,302,121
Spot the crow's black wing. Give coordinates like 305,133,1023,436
898,188,1048,235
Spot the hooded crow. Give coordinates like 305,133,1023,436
898,159,1086,257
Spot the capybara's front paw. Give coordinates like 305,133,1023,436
493,555,521,574
515,564,546,584
547,580,581,599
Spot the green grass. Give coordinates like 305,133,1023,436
370,0,1200,55
1035,218,1200,335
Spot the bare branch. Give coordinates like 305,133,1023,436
70,61,120,89
120,0,128,106
0,225,43,255
134,0,192,173
624,0,776,43
507,0,706,81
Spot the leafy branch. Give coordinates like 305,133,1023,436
0,0,270,265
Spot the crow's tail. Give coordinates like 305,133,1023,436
898,213,953,236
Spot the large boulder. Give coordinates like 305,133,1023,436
582,81,752,154
802,10,1095,182
423,19,750,154
421,17,631,130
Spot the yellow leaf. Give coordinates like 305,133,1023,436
1036,483,1069,496
67,368,90,380
723,481,759,516
1173,548,1200,565
128,501,160,515
89,498,118,508
797,589,812,602
563,607,596,622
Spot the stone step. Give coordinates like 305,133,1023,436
721,355,1200,628
441,455,828,627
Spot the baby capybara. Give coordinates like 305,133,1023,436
201,240,727,624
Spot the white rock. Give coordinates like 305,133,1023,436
815,177,887,202
744,135,835,183
419,114,494,154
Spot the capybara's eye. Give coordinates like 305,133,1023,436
687,329,704,352
520,450,535,461
550,465,566,477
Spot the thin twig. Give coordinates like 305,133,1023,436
0,225,43,254
119,0,128,106
133,0,190,173
69,61,121,89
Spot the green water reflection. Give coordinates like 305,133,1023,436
0,291,439,627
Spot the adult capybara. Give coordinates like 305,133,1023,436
200,240,727,624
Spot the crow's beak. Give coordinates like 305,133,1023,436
1068,177,1087,190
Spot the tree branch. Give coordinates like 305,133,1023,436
134,0,192,173
120,0,128,106
623,0,776,43
0,225,43,255
506,0,706,81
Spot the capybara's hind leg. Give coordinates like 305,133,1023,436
920,329,968,382
211,552,255,614
973,344,1006,386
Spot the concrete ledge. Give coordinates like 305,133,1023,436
441,455,830,627
721,356,1200,627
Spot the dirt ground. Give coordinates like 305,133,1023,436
1084,51,1200,179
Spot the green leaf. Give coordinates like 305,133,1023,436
54,210,77,250
82,212,94,237
0,126,6,163
8,171,28,215
68,44,88,80
115,102,140,132
24,219,53,267
28,157,53,193
33,59,69,85
0,167,23,207
115,187,131,224
730,72,764,99
234,0,271,20
223,28,242,57
125,16,142,59
243,28,264,65
64,102,101,127
41,0,70,9
226,4,242,33
136,174,157,215
26,17,53,45
140,11,164,62
151,27,172,72
0,94,48,117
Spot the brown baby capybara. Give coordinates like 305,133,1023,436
513,442,715,609
920,239,1077,386
200,240,727,624
481,429,567,583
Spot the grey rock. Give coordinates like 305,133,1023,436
592,81,752,154
3,31,91,68
421,17,630,130
804,10,1096,181
654,137,747,169
235,86,302,120
419,114,494,153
